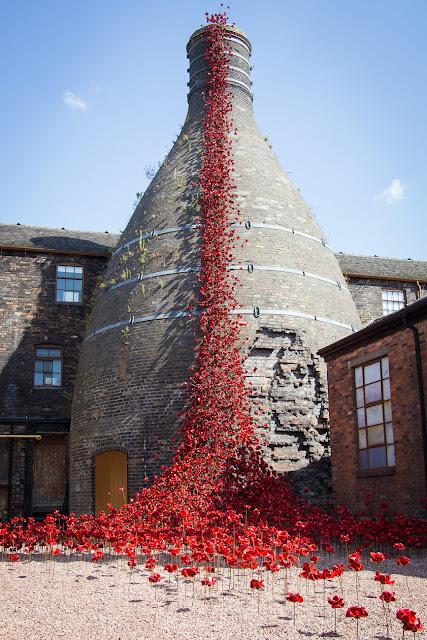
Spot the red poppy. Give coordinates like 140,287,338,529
250,579,265,589
379,591,395,603
396,556,410,566
397,609,424,633
346,606,368,618
374,572,395,585
201,577,217,586
148,573,161,583
164,563,178,573
328,595,345,609
286,592,303,603
127,557,138,567
370,551,385,563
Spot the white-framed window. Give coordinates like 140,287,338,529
56,265,83,303
382,289,405,316
34,347,62,387
354,356,394,470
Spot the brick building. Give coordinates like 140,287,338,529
1,222,425,521
319,296,427,519
337,253,427,326
0,224,119,520
1,22,426,520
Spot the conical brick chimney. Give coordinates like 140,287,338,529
70,23,360,514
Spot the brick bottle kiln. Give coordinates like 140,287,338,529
69,24,360,514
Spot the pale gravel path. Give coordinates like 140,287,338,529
1,553,426,640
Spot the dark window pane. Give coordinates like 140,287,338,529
369,446,387,469
48,349,61,358
35,360,43,372
34,373,44,386
36,348,49,357
359,450,368,470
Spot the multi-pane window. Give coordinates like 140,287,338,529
355,356,394,470
56,265,83,303
34,347,62,387
382,289,405,315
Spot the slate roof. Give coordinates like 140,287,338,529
319,294,427,359
1,224,426,279
0,224,120,255
336,253,427,282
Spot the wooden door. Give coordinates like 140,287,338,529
95,450,128,514
32,435,67,514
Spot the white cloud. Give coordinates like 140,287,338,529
63,91,88,111
374,178,406,204
90,80,101,92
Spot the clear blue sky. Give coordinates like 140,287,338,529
1,0,426,260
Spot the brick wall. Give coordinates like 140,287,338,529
322,313,427,519
0,249,109,519
347,276,422,325
0,250,108,420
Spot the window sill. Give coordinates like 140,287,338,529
33,387,63,390
55,302,84,306
356,467,395,478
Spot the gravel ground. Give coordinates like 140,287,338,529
1,551,426,640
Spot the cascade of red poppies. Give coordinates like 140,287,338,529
125,10,279,523
177,12,267,492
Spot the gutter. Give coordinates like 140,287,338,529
402,312,427,493
0,245,112,258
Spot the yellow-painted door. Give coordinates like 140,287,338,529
95,450,127,514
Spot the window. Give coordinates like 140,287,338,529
382,289,405,315
354,356,394,470
34,347,62,387
56,265,83,303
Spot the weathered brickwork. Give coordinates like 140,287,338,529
245,323,332,498
319,299,427,519
69,25,361,514
346,276,422,325
0,233,113,520
0,249,108,419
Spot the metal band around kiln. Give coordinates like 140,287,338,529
82,309,355,345
97,263,351,300
112,222,332,258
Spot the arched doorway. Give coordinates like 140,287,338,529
95,450,128,514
